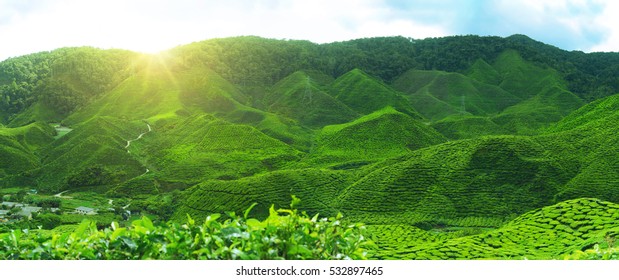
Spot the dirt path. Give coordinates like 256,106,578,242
124,122,153,177
125,123,152,150
53,190,72,199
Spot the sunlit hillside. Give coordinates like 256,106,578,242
2,34,619,260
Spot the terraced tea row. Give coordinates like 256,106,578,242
372,198,619,259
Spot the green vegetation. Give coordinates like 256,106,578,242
371,198,619,260
2,34,619,260
393,69,519,121
310,107,445,164
0,202,371,260
330,69,421,118
264,71,358,128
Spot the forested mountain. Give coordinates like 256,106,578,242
1,34,619,260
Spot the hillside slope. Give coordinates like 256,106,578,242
309,107,446,165
336,135,571,224
373,198,619,259
330,69,421,118
392,69,519,121
264,71,358,128
0,122,54,179
536,93,619,202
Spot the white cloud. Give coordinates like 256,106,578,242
0,0,450,61
590,0,619,52
2,0,614,62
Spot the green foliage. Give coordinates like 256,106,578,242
393,69,519,121
564,242,619,260
34,198,61,208
310,107,445,163
34,213,62,230
173,168,353,221
330,69,420,118
140,114,302,187
66,165,114,188
264,71,358,128
372,198,619,260
0,122,55,179
0,47,136,124
0,204,371,260
431,115,507,139
337,135,570,223
22,117,146,191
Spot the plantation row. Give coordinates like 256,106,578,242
369,198,619,260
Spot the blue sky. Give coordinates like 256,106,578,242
0,0,617,61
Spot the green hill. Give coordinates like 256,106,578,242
172,168,354,221
20,117,148,192
264,71,358,127
337,135,570,224
0,122,54,179
536,93,619,202
392,69,520,121
492,50,562,99
2,48,137,126
309,107,446,165
133,114,303,188
487,51,584,134
330,69,421,118
466,59,502,85
63,61,243,125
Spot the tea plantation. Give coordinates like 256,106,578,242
2,35,619,259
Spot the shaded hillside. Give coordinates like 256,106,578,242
336,135,571,224
172,168,355,221
392,69,519,121
431,115,508,139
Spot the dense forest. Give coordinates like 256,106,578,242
2,34,618,124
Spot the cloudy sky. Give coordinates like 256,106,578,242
1,0,617,61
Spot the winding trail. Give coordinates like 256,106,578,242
124,122,153,177
54,190,72,199
125,123,152,150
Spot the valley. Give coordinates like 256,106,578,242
1,34,619,260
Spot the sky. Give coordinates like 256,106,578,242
1,0,618,61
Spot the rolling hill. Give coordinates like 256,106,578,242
1,34,619,260
330,69,421,118
264,71,358,128
308,106,446,165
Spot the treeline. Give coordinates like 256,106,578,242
0,47,136,122
169,35,619,100
0,52,53,119
1,35,618,122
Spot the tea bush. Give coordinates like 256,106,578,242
0,197,372,260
